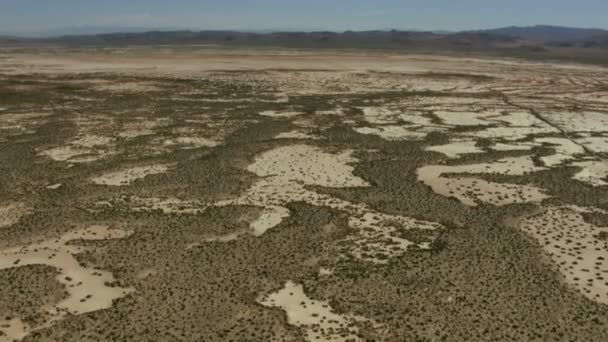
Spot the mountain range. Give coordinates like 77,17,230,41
1,25,606,66
477,25,608,42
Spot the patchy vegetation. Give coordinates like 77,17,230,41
0,47,608,341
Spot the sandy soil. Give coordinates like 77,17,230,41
258,281,384,342
418,157,549,206
91,164,172,186
0,226,133,341
519,206,608,304
0,203,29,229
1,46,608,341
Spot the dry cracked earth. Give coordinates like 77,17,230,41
1,47,608,341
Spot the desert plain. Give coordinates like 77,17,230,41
1,46,608,341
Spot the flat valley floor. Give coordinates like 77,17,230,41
1,46,608,341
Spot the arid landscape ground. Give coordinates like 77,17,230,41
1,46,608,341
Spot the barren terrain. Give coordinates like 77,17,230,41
1,46,608,341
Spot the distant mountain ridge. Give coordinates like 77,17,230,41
1,25,606,41
477,25,608,42
1,25,606,66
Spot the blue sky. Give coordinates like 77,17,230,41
1,0,607,35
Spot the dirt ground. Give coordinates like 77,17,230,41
1,46,608,341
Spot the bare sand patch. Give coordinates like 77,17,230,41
465,126,560,140
246,144,369,188
354,126,432,140
0,112,52,135
519,206,608,304
359,107,403,125
117,121,159,139
418,157,549,206
215,144,443,262
354,107,448,141
162,137,219,149
94,81,161,92
426,140,484,159
259,110,303,118
258,281,385,341
575,136,608,154
433,110,494,126
433,109,546,128
491,142,536,151
0,317,29,342
91,164,172,186
0,225,133,341
493,110,549,127
40,134,116,163
432,108,559,140
536,137,586,167
548,111,608,133
572,161,608,186
250,206,291,236
0,203,28,229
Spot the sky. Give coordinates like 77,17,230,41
1,0,607,36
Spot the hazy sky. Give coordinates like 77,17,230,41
1,0,607,34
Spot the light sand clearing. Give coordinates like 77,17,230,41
91,164,172,186
117,118,167,139
259,110,303,118
315,109,345,116
40,134,116,163
0,318,29,342
0,203,28,229
536,137,586,167
258,281,384,341
355,107,447,141
319,268,334,276
548,111,608,133
575,136,608,154
214,144,442,262
430,108,559,141
0,225,133,341
470,126,559,140
162,137,219,149
434,109,547,128
246,144,369,188
354,126,430,140
493,110,550,127
0,112,51,133
250,206,291,236
490,142,536,151
94,82,161,92
355,106,557,142
519,206,608,304
426,140,484,159
359,107,402,125
418,157,549,206
572,161,608,186
433,110,494,126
